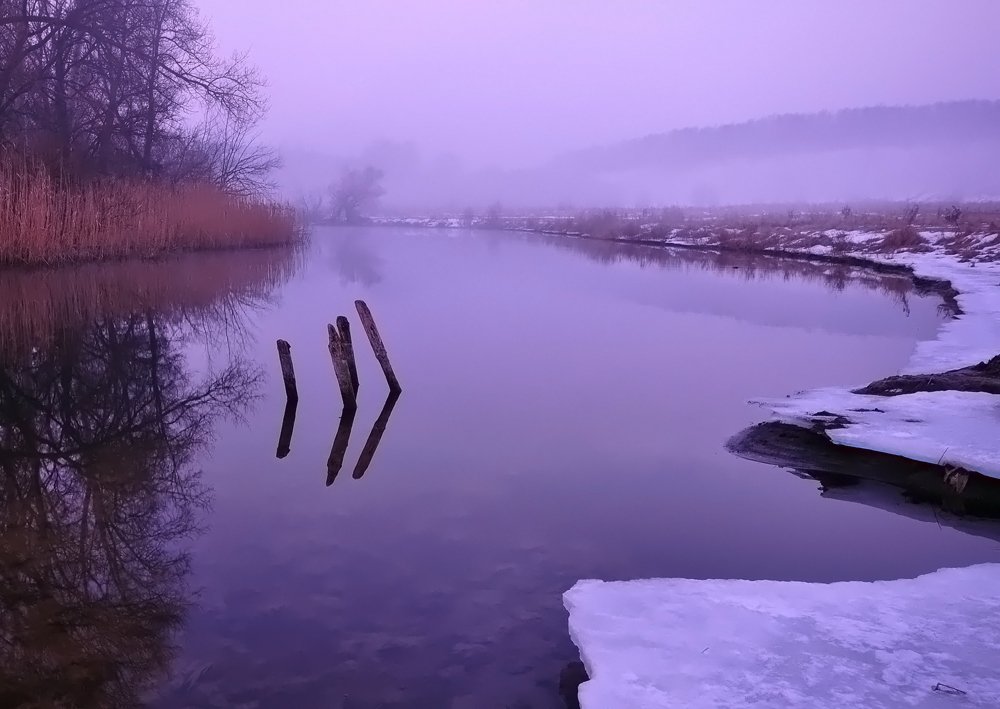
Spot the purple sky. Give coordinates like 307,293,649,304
199,0,1000,167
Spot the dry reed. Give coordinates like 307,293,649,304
0,157,299,265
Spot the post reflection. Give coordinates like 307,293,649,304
354,391,401,480
326,407,358,485
324,391,401,486
276,398,298,459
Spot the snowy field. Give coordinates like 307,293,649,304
565,565,1000,708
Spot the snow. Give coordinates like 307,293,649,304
756,388,1000,479
729,233,1000,477
879,253,1000,375
565,565,1000,709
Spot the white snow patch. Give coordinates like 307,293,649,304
732,235,1000,475
565,565,1000,709
756,388,1000,478
880,252,1000,374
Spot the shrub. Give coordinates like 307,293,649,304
879,226,929,252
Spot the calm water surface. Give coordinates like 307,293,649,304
3,226,1000,708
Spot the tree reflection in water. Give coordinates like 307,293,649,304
0,249,297,708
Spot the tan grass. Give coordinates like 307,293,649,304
0,156,299,265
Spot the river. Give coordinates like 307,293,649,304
2,226,998,708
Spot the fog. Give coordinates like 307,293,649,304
198,0,1000,209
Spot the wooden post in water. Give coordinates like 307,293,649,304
276,339,298,402
337,315,360,395
327,324,358,410
355,300,402,393
275,398,298,459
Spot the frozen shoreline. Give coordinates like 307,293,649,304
720,234,1000,480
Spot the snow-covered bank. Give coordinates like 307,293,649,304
759,388,1000,479
881,251,1000,374
565,565,1000,708
736,237,1000,479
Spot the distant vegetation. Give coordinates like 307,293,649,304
0,1,297,265
329,166,385,224
558,101,1000,173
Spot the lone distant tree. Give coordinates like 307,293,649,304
330,166,385,223
485,202,503,228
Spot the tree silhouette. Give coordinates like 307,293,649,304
0,310,259,708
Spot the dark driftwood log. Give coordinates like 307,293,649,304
275,397,298,459
355,300,401,393
276,339,298,401
326,407,357,486
337,315,360,395
327,324,358,410
853,354,1000,397
728,422,1000,518
353,390,401,479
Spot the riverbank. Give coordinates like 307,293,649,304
0,160,299,266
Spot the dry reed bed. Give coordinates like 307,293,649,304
0,160,299,265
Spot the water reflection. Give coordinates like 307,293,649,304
275,398,298,459
331,231,384,286
354,391,401,480
729,422,1000,533
0,249,298,708
535,232,955,317
0,248,302,360
324,391,401,485
326,407,358,485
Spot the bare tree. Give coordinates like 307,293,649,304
0,0,274,190
330,166,384,224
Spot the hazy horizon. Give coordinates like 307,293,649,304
199,0,1000,170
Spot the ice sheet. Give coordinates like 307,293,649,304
565,565,1000,708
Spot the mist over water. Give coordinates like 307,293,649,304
196,0,1000,209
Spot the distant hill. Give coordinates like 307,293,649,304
556,101,1000,173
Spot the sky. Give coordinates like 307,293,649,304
197,0,1000,169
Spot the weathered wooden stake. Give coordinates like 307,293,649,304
337,315,360,395
326,407,357,486
275,398,298,459
276,339,298,401
355,300,401,393
353,390,400,480
327,324,357,410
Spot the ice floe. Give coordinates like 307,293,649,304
565,565,1000,708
